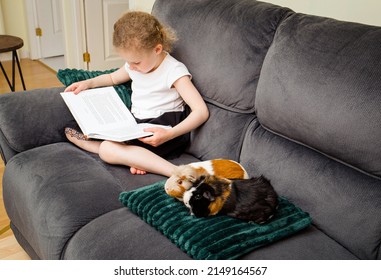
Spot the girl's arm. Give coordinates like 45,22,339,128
64,66,130,94
140,76,209,147
170,76,209,136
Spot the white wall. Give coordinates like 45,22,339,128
260,0,381,26
0,0,30,58
135,0,155,13
0,2,5,34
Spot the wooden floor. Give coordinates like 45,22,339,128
0,58,63,260
0,58,63,93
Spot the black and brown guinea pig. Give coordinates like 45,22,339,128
183,175,278,224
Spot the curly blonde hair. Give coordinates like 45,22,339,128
113,11,177,52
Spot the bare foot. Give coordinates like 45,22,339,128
65,127,101,154
65,127,88,141
130,167,147,175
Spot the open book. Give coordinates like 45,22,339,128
60,86,170,142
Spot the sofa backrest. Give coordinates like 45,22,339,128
241,12,381,259
152,0,292,160
256,13,381,178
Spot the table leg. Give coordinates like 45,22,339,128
14,50,26,90
11,51,16,91
0,60,13,91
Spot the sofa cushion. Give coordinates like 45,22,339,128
153,0,293,113
2,143,124,259
57,68,132,108
241,225,357,260
119,180,312,260
62,207,191,260
240,124,381,259
255,13,381,178
4,145,199,260
63,207,355,260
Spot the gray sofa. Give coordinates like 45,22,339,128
1,0,381,260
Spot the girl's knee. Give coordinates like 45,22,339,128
99,141,118,163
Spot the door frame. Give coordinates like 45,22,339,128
24,0,42,59
68,0,136,70
61,0,86,69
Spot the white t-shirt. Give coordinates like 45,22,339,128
125,53,191,119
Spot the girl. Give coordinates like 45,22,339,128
64,11,209,176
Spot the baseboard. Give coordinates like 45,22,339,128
0,49,30,61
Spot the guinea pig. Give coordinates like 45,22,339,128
164,159,249,201
183,175,278,224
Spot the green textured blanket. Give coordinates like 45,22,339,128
119,180,312,260
56,68,132,108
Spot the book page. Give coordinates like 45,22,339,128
82,92,134,126
61,87,137,133
60,86,170,142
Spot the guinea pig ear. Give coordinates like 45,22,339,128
196,175,206,183
203,190,215,201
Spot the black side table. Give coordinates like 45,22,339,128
0,35,26,92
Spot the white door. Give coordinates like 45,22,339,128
25,0,65,59
84,0,131,70
35,0,64,57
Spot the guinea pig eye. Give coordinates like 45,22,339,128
177,179,183,185
195,194,202,200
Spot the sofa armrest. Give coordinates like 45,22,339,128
0,87,73,163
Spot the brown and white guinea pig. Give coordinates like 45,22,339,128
183,175,278,224
164,159,249,201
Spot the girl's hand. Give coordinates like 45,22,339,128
138,127,173,147
64,80,92,94
64,67,131,95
